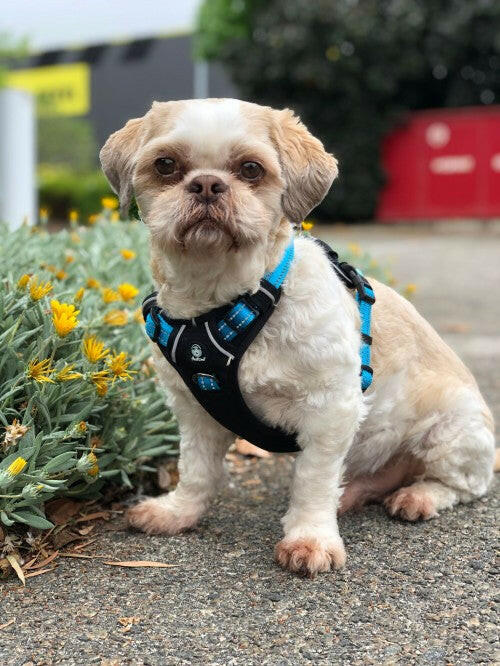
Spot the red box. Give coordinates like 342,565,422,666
377,106,500,221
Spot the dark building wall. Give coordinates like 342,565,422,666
90,36,195,145
10,34,237,149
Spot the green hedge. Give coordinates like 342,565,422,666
38,165,113,221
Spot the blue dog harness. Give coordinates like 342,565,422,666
143,237,375,453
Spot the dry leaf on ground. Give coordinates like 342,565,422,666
77,525,95,536
59,553,109,559
53,529,83,549
102,560,178,568
75,511,111,523
25,551,59,571
24,567,57,579
45,499,82,525
6,554,25,585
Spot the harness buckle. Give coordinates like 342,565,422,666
341,265,375,304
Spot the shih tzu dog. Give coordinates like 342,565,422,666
100,99,495,577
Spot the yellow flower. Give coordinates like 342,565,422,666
403,283,417,299
101,287,120,303
65,254,74,264
50,299,78,318
86,277,100,289
39,207,49,219
56,364,82,381
87,451,99,477
347,242,362,257
325,45,340,61
78,421,87,433
70,232,81,244
17,273,31,289
107,351,136,382
29,276,53,301
118,283,139,302
27,358,54,383
91,370,111,396
101,196,119,210
7,457,27,477
83,336,110,363
88,214,98,225
104,310,128,326
50,299,79,337
120,249,136,260
55,269,67,280
69,210,79,223
301,220,314,231
134,307,145,324
74,287,85,302
111,211,120,222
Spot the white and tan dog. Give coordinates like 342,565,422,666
100,98,495,577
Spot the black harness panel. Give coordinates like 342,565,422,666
143,238,375,454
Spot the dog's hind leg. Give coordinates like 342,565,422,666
384,391,495,521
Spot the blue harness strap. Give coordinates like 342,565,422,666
215,241,295,343
143,237,375,453
357,284,375,391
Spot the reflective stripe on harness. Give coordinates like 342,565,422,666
143,237,375,453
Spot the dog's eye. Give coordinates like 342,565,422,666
155,157,176,176
240,161,264,181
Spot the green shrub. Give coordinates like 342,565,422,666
38,165,113,221
38,117,99,173
0,217,178,534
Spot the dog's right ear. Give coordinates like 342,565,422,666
100,117,144,217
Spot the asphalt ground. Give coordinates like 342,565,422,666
1,223,498,666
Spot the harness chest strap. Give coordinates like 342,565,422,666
143,238,375,453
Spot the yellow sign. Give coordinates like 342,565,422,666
6,63,90,117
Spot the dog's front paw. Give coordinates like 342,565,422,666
274,537,346,578
127,497,199,535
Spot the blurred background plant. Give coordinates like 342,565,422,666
38,165,110,221
196,0,500,220
0,214,178,540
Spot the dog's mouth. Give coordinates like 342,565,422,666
175,206,240,249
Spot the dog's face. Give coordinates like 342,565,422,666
100,99,337,256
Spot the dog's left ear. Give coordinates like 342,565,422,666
100,117,144,217
268,108,338,224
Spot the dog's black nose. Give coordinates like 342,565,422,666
186,175,228,203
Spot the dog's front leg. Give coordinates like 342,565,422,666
275,390,362,577
127,391,233,535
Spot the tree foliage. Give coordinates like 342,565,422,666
197,0,500,219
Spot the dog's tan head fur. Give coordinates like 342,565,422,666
101,99,337,254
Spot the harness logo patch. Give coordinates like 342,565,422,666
190,343,205,362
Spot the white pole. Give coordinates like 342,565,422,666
193,60,209,99
0,88,36,229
